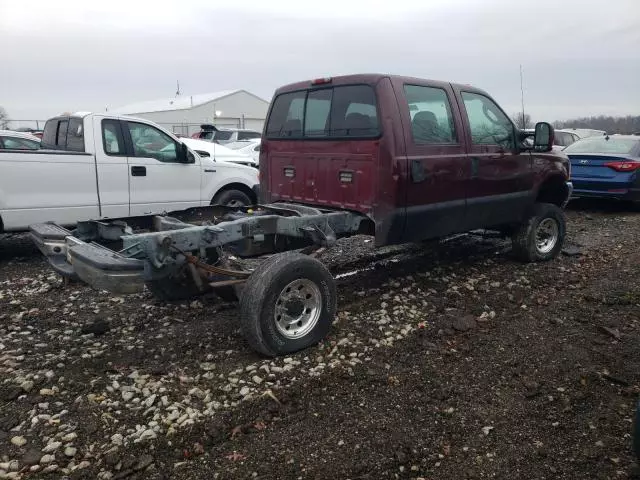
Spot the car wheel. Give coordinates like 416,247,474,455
239,252,336,357
511,203,566,262
211,189,252,208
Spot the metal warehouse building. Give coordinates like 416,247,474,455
111,90,270,136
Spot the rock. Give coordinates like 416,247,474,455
252,375,263,385
138,429,156,441
40,454,56,464
144,394,156,408
599,326,621,340
61,432,77,442
121,391,134,402
42,441,61,453
10,436,27,447
562,245,582,257
81,320,110,336
134,454,154,471
39,388,55,396
64,446,77,457
20,380,35,392
452,315,477,332
111,433,124,446
21,448,42,466
42,464,58,473
240,387,251,396
482,426,494,436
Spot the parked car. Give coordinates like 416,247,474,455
181,137,258,168
191,124,261,145
14,127,44,139
0,113,259,232
32,74,571,356
566,128,607,139
565,134,640,203
521,128,579,151
225,139,261,163
0,130,41,150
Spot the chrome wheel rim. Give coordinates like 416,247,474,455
274,279,321,339
535,218,559,254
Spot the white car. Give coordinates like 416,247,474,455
180,137,258,168
225,139,261,163
0,113,259,232
0,130,41,150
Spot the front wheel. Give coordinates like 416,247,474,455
239,252,336,357
211,189,252,208
511,203,566,262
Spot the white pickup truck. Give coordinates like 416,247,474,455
0,112,259,232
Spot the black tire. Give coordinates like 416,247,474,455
239,252,336,357
511,202,566,262
211,189,252,208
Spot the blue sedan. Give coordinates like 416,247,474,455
564,135,640,203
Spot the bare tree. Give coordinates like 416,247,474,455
512,112,532,129
0,106,9,129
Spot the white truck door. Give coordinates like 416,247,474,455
0,117,100,231
94,117,131,218
124,121,202,216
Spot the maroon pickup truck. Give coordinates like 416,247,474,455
31,74,572,357
261,74,572,259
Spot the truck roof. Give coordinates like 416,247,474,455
273,73,489,96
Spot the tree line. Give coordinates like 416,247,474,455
513,112,640,135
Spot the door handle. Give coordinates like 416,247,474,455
204,169,216,173
410,160,427,183
131,166,146,177
470,157,479,179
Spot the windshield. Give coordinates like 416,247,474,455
564,136,638,155
212,130,234,141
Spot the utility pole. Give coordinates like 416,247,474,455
520,64,526,128
176,80,181,97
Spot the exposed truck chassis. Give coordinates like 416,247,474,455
31,203,368,356
31,197,568,357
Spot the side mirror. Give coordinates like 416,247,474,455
533,122,554,152
177,142,195,163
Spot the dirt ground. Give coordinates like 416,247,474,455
1,199,639,480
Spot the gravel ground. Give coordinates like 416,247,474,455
0,200,639,480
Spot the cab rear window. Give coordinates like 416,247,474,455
266,85,379,139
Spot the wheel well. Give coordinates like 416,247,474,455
536,176,568,207
212,183,257,205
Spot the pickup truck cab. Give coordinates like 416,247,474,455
0,113,259,232
261,74,572,260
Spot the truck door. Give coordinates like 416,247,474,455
455,90,533,230
390,78,470,241
95,118,131,218
123,121,202,216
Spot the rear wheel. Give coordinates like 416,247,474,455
239,252,336,357
211,189,252,208
511,203,566,262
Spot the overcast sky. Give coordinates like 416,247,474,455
1,0,638,125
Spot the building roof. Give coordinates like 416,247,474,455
111,90,266,115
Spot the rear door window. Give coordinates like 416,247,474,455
266,85,379,139
403,85,457,144
56,120,68,148
66,118,85,152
